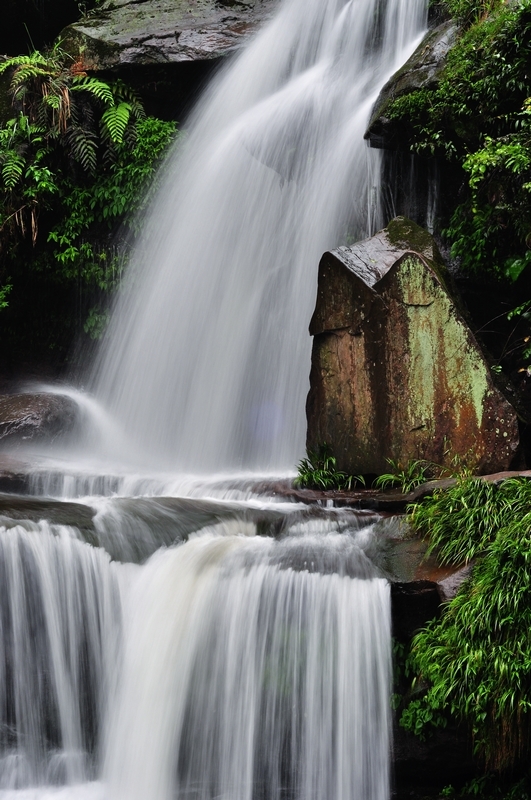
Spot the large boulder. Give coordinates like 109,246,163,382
61,0,277,69
306,217,520,476
0,393,79,446
59,0,278,118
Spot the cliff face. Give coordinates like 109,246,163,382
306,218,519,476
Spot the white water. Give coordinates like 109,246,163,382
0,523,123,791
92,0,427,473
0,518,392,800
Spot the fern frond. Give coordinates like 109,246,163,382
101,102,131,144
10,66,51,100
66,125,98,173
44,94,61,109
0,53,49,75
72,77,114,106
1,152,26,190
112,79,146,120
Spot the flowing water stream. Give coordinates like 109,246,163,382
0,0,428,796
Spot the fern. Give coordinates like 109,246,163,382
101,102,131,144
1,152,25,190
112,79,146,121
72,77,114,106
66,125,98,173
0,53,49,75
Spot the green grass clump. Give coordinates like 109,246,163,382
401,476,531,771
374,458,430,494
403,512,531,769
408,477,531,565
294,445,364,491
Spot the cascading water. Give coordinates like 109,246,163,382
104,533,391,800
0,522,123,792
0,512,393,800
0,0,429,797
92,0,427,472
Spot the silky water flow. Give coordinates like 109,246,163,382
0,0,428,796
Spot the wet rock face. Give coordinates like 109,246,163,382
306,217,520,476
365,20,458,148
0,393,79,445
61,0,278,70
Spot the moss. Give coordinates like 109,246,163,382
387,217,438,257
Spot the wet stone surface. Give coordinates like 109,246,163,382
365,20,459,148
0,393,79,446
61,0,278,69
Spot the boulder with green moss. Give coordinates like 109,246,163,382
306,217,519,475
60,0,277,69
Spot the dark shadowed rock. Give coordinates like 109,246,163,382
393,722,477,794
306,217,520,476
61,0,278,70
391,580,442,641
0,494,96,541
365,20,458,148
0,393,79,445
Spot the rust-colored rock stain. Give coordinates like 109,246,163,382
306,217,519,475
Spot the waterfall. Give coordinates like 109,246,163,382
104,533,391,800
0,516,392,800
0,2,429,797
0,522,122,791
92,0,427,473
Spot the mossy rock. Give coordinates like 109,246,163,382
365,20,459,149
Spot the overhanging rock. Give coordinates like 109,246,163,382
306,217,519,475
60,0,278,70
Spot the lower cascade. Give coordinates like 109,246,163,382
0,516,391,800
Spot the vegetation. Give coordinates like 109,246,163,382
401,477,531,774
387,0,531,380
294,445,365,491
0,44,177,362
409,476,531,564
374,458,430,493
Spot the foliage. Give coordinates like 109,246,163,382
402,512,531,769
401,477,531,771
388,0,531,276
0,43,177,347
374,458,430,493
0,283,11,310
459,775,531,800
439,0,504,26
408,477,531,565
47,116,177,289
294,445,365,491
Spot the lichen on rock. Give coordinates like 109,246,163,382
60,0,278,69
306,217,520,476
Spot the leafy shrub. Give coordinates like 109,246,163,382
388,0,531,277
0,44,177,352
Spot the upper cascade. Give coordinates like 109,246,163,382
91,0,428,473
